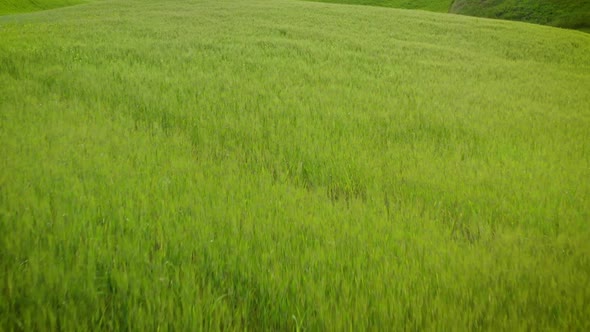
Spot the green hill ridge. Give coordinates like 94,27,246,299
300,0,451,12
451,0,590,32
3,0,589,32
305,0,590,32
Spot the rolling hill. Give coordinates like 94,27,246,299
1,0,589,330
301,0,451,12
451,0,590,32
306,0,590,32
4,0,589,32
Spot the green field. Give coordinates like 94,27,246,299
2,0,590,330
0,0,88,15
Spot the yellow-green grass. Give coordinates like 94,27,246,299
1,0,590,330
0,0,88,15
301,0,451,12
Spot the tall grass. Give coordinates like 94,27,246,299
0,0,88,15
1,0,590,329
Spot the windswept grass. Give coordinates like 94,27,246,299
0,0,88,15
1,0,590,330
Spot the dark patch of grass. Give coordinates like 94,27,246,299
304,0,589,32
450,0,590,31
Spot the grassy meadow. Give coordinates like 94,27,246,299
0,0,88,15
1,0,590,330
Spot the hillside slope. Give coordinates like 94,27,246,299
306,0,590,32
451,0,590,31
1,0,590,330
302,0,451,12
0,0,88,15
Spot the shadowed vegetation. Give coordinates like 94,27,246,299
306,0,590,32
451,0,590,31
